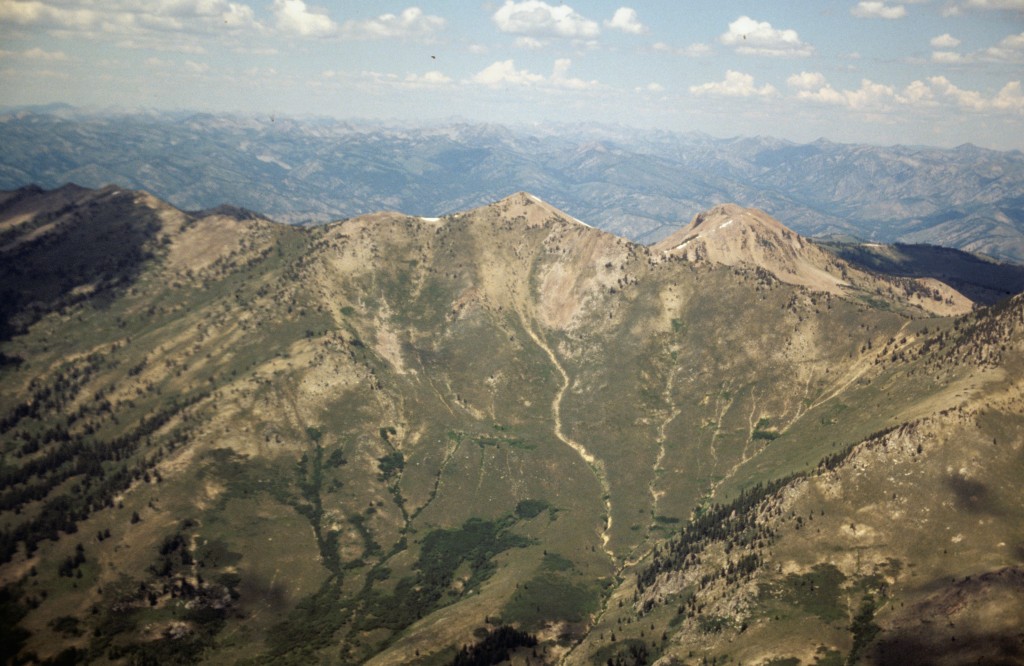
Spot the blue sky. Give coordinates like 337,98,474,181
1,1,1023,148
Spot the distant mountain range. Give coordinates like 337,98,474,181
2,108,1023,262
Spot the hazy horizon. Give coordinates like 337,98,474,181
1,1,1023,150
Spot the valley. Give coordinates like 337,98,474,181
0,184,1022,665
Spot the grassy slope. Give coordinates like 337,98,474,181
1,188,1020,664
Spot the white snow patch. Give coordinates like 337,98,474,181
673,240,690,250
419,217,440,222
527,194,591,227
567,214,592,228
718,219,734,230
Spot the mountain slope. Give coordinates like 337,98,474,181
654,203,971,315
573,293,1024,665
0,186,1021,665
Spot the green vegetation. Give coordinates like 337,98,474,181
847,596,880,665
780,564,847,624
514,499,550,519
501,552,598,631
450,625,538,666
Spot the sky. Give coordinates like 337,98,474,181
1,0,1023,149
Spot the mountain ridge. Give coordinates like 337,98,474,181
1,184,1023,664
3,109,1023,261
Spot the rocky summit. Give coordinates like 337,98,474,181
1,185,1022,665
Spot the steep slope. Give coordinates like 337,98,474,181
0,186,1020,665
823,240,1024,306
572,294,1024,665
654,203,971,316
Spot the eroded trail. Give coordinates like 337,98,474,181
521,319,615,561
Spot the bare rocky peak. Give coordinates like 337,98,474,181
654,203,972,314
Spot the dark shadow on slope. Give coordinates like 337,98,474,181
823,241,1024,305
0,184,163,340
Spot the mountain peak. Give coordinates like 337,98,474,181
487,191,593,230
654,203,972,314
655,204,854,295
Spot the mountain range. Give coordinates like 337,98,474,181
2,108,1023,263
1,183,1022,665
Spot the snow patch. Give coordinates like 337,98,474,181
718,219,734,230
528,193,591,228
419,216,440,222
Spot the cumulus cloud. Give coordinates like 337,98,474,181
788,71,1024,114
690,70,777,97
926,31,1024,63
720,16,813,57
787,71,828,90
492,1,599,39
931,33,961,48
984,31,1024,61
273,0,337,37
340,7,445,40
851,2,908,19
472,58,597,89
473,59,545,86
604,7,646,34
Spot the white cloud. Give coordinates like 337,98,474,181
222,3,261,30
0,1,98,28
932,50,965,63
604,7,646,35
788,72,1024,114
925,75,988,109
404,70,452,85
468,44,488,54
925,31,1024,63
22,47,67,60
983,31,1024,61
792,74,900,109
690,70,777,97
514,36,545,50
185,59,210,73
992,80,1024,111
787,71,828,90
492,1,599,39
851,2,908,19
273,0,337,37
0,0,266,37
340,7,445,40
965,0,1024,8
550,57,598,89
473,59,545,86
653,41,711,57
720,16,813,57
636,82,664,93
931,33,961,48
471,58,597,89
